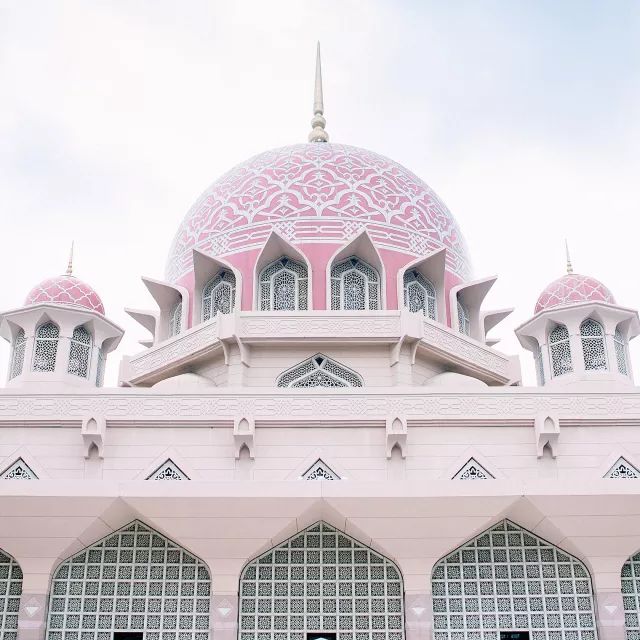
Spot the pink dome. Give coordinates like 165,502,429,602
25,275,105,315
535,273,615,313
166,143,471,284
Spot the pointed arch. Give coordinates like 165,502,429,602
0,548,22,639
580,318,607,371
46,520,211,639
276,354,363,388
403,269,437,319
8,328,26,380
238,521,404,640
622,550,640,638
168,298,183,337
202,269,236,320
456,298,470,335
68,325,92,378
614,326,629,376
32,321,59,372
431,520,596,640
549,324,572,377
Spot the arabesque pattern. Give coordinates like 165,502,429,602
166,143,471,283
535,274,615,314
25,275,105,314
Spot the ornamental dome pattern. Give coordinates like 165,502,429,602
25,275,105,315
534,273,615,314
166,143,471,284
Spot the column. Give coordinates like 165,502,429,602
17,571,51,640
209,564,243,640
593,569,626,640
402,561,434,640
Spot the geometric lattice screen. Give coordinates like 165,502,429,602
431,520,597,640
239,521,404,640
46,521,210,640
0,550,22,640
622,551,640,639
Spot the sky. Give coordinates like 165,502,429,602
1,0,639,386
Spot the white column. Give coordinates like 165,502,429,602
17,571,51,640
402,560,434,640
209,566,243,640
592,570,626,640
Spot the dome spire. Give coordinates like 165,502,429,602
565,239,573,274
308,42,329,143
66,241,74,276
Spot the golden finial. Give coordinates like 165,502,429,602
308,42,329,143
565,239,573,274
66,241,74,276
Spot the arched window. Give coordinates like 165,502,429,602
549,324,572,377
68,326,92,378
239,522,404,640
533,340,545,385
331,256,380,311
276,354,363,388
8,329,26,380
432,520,596,640
0,549,22,639
580,318,607,371
614,327,628,376
95,348,106,387
403,269,436,319
32,322,59,372
168,299,182,337
623,550,640,639
47,521,210,640
259,256,308,311
202,269,236,320
457,299,470,335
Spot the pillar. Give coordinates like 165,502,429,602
17,572,50,640
593,570,626,640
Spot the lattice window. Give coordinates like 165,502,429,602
403,270,436,320
302,460,340,480
96,349,106,387
621,550,640,638
8,329,26,380
615,328,628,376
147,460,189,480
534,341,546,385
549,324,573,377
580,319,607,371
32,322,59,372
452,458,493,480
331,256,380,311
1,458,37,480
46,521,210,640
605,457,639,479
239,521,404,640
0,549,22,640
276,354,363,388
202,270,236,321
259,257,308,311
457,299,470,336
68,326,92,378
431,520,597,640
168,300,183,337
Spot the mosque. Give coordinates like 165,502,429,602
1,45,640,640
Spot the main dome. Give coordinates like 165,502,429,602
25,275,105,315
166,143,471,284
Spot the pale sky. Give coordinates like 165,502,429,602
1,1,639,386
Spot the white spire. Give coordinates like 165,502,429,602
308,42,329,143
565,239,573,274
66,241,74,276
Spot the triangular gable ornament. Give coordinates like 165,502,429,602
147,459,189,480
605,457,640,479
302,459,340,481
1,457,38,480
452,457,494,480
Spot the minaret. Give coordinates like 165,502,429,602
308,42,329,143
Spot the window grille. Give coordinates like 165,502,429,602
431,520,596,640
168,300,183,337
0,550,22,640
8,329,26,380
202,270,236,321
147,460,189,480
32,322,59,372
614,328,628,376
302,460,340,480
621,550,640,639
403,270,436,319
259,257,308,311
239,521,404,640
1,458,37,480
46,521,210,640
580,319,607,371
452,458,493,480
277,354,363,388
96,349,106,387
457,299,470,336
534,341,545,385
549,325,572,377
331,257,380,311
68,326,92,378
605,457,639,479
